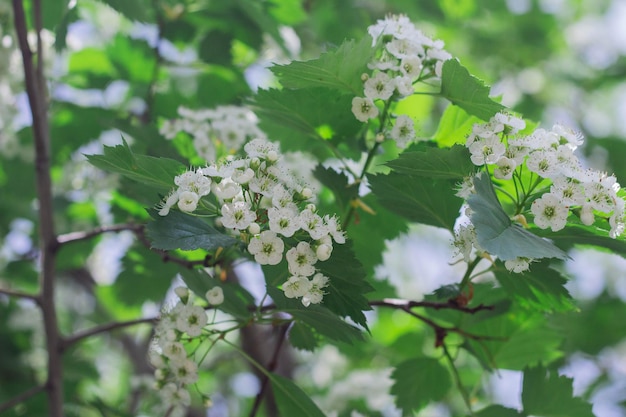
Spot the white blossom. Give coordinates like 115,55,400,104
286,242,317,277
351,97,379,122
247,230,285,265
221,201,257,230
177,191,199,212
206,287,224,306
283,275,312,299
531,193,569,231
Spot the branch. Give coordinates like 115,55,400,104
12,1,63,416
248,323,290,417
0,384,46,413
56,223,144,245
369,298,494,314
0,287,40,303
60,316,159,351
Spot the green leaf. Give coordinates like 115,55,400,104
96,0,153,22
386,144,476,179
288,322,320,351
271,36,374,95
535,224,626,258
467,173,569,261
315,242,373,329
178,269,255,320
494,264,576,313
475,405,523,417
86,140,185,193
250,87,361,157
146,210,239,251
369,172,462,231
522,366,594,417
464,312,564,371
269,373,326,417
314,165,359,214
433,104,483,147
390,357,451,415
440,59,506,121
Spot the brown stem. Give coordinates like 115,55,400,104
369,298,494,314
248,323,290,417
12,1,63,415
0,287,40,303
60,316,159,352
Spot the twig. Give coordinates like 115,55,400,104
442,343,475,416
369,298,494,314
0,287,40,303
248,323,290,417
60,316,159,351
0,384,46,413
56,223,144,245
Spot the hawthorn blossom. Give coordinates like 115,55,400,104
302,273,330,307
221,201,256,230
206,287,224,306
286,242,317,277
531,193,569,231
351,97,379,122
247,230,285,265
283,275,312,299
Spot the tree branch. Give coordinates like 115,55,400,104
0,384,46,414
12,1,63,416
60,316,159,351
56,223,144,245
248,323,290,417
369,298,494,314
0,287,40,303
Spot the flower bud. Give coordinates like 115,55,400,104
206,287,224,306
301,187,313,199
248,222,261,235
174,286,189,303
316,243,332,261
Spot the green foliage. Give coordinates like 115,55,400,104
386,144,476,179
145,210,239,251
270,373,327,417
522,366,595,417
369,172,462,231
440,59,506,121
271,36,375,95
390,357,451,415
468,173,569,261
86,140,186,193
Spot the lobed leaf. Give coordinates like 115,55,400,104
390,357,451,415
440,59,506,121
86,140,185,193
386,144,476,179
270,373,326,417
271,36,375,95
369,172,462,231
522,366,595,417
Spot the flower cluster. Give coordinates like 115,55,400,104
149,286,224,411
457,112,625,272
160,105,266,162
351,14,452,148
158,138,346,306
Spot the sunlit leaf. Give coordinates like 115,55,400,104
440,59,506,121
386,144,476,179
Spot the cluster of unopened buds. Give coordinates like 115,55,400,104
351,14,452,148
149,286,224,410
454,112,625,273
158,138,346,306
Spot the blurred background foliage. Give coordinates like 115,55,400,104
2,0,626,416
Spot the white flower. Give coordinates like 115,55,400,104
468,135,506,166
212,179,242,201
453,224,477,262
268,207,301,237
584,180,616,213
494,112,526,135
455,176,474,199
552,123,584,148
316,243,333,261
244,137,280,160
160,382,191,407
504,257,532,273
551,177,585,206
580,203,595,226
351,97,379,122
221,201,257,230
302,273,330,307
158,191,180,216
610,198,625,238
206,287,224,306
232,167,255,185
531,193,569,231
526,149,559,179
386,38,421,59
247,230,285,265
394,76,414,97
323,214,346,244
389,115,415,148
174,286,189,302
175,170,212,196
177,191,199,212
175,304,207,337
283,275,312,299
493,156,516,180
286,242,317,277
169,358,198,385
162,341,187,362
248,222,261,235
400,55,422,80
300,209,328,240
